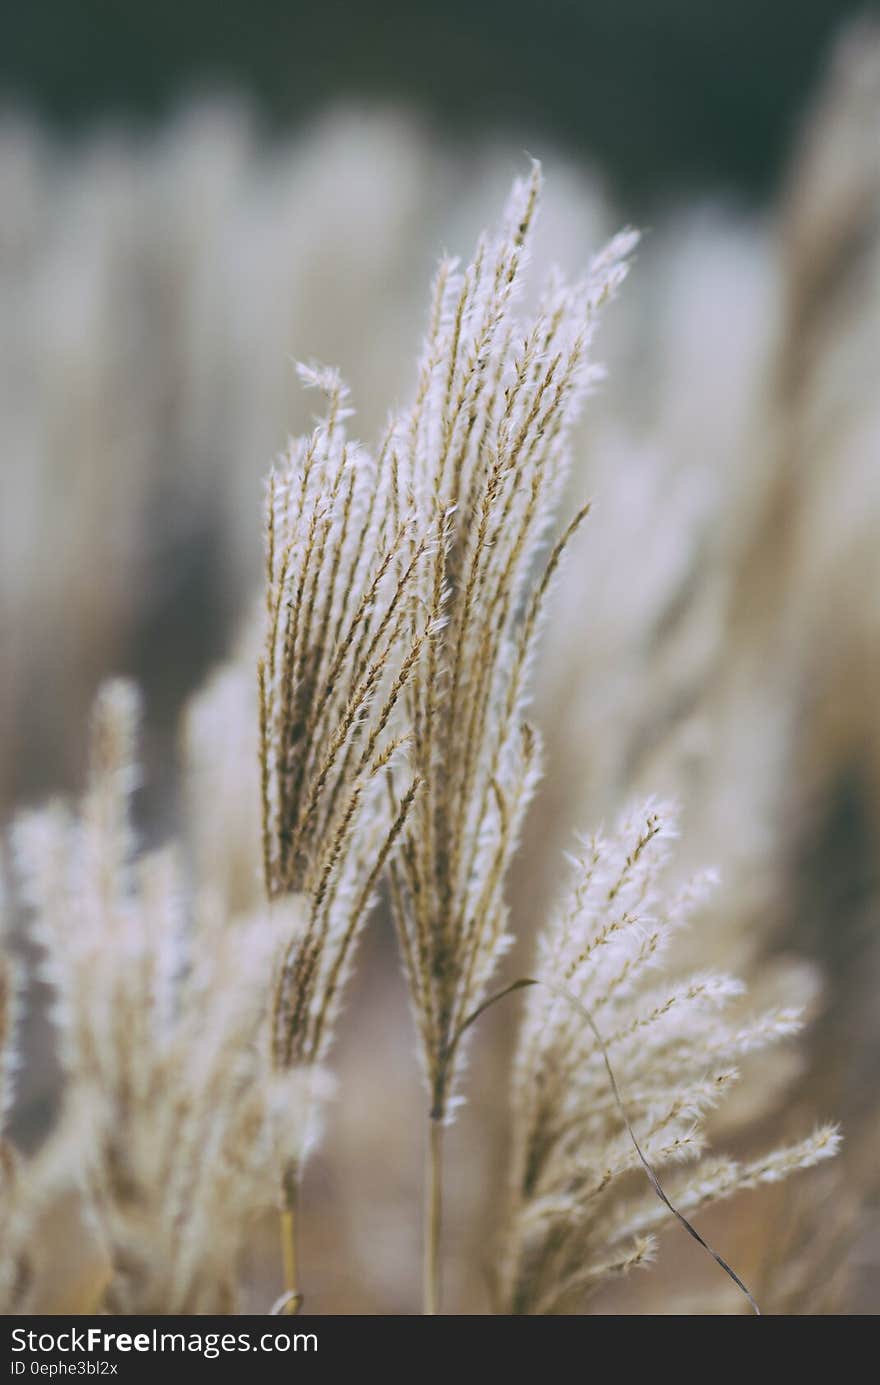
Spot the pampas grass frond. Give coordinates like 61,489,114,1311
12,682,305,1314
386,163,638,1126
256,362,435,1305
500,800,841,1314
259,366,428,1080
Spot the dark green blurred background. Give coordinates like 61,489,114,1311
2,0,875,205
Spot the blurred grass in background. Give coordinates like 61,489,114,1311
2,0,875,204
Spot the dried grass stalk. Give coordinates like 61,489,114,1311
377,164,635,1308
386,164,636,1116
500,800,840,1313
13,682,305,1314
257,365,433,1301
